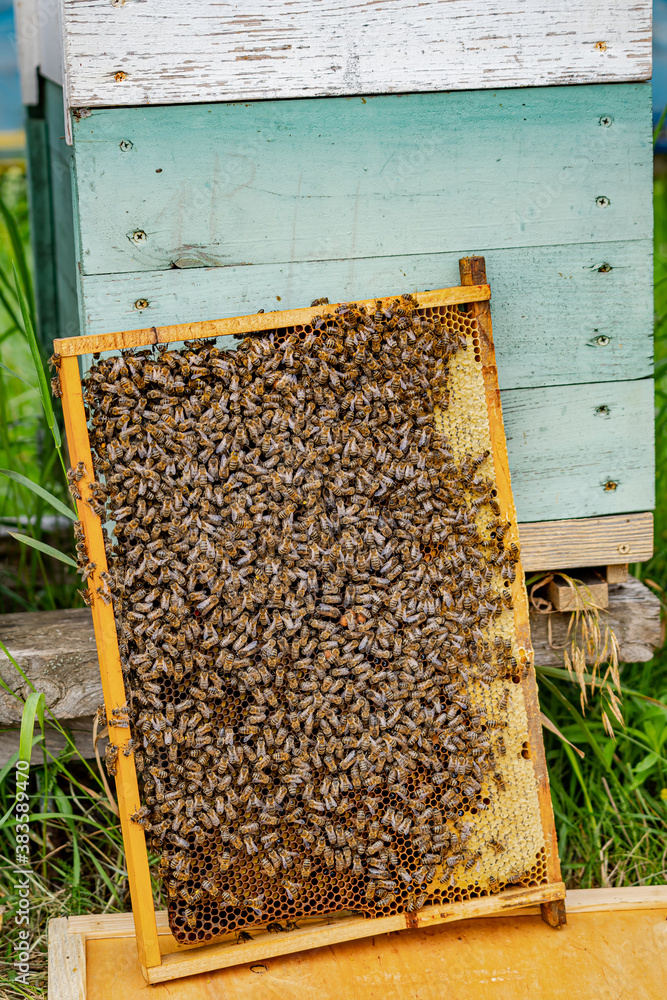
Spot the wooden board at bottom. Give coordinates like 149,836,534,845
51,890,667,1000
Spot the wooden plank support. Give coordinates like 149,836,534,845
546,571,608,612
69,87,652,277
519,513,653,569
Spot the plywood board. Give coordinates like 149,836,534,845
57,894,667,1000
70,85,652,276
59,1,652,109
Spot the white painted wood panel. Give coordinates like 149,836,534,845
60,0,652,109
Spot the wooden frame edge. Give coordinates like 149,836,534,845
145,883,566,982
65,885,667,941
459,256,561,887
53,285,491,357
58,357,162,970
57,267,560,983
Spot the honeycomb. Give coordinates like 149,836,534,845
78,295,548,945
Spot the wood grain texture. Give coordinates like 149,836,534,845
0,608,98,724
77,901,667,1000
47,918,85,1000
78,240,654,391
70,85,652,277
502,378,654,522
519,513,654,569
59,1,652,109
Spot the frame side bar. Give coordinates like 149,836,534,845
59,356,162,971
53,285,491,357
459,256,563,891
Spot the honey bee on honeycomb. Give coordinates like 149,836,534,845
81,294,548,945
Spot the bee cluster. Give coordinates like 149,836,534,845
81,295,542,945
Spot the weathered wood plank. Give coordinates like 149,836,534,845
59,1,652,109
71,85,652,276
0,608,98,723
0,578,658,747
520,513,654,569
47,918,85,1000
531,578,662,666
503,379,654,522
79,240,654,391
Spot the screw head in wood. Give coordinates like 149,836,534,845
595,405,610,416
131,230,147,244
134,299,149,310
617,542,630,554
594,335,610,347
603,480,618,492
597,262,612,272
595,196,611,208
598,116,613,127
119,140,133,152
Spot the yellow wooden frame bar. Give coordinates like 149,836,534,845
57,261,563,982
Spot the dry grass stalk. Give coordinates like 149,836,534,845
531,573,623,736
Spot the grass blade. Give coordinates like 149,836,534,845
19,691,46,766
0,359,36,389
13,264,61,449
8,531,77,568
54,787,81,885
0,468,76,520
0,193,34,322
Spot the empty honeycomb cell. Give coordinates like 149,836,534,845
80,295,547,945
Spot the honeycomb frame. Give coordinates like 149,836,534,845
55,263,564,982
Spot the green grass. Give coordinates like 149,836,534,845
0,167,79,614
0,162,665,999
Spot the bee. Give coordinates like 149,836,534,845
281,879,301,901
104,742,118,776
491,771,506,792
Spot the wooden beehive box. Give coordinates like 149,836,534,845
14,1,654,580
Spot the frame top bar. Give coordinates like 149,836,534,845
53,284,491,358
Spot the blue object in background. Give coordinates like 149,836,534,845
654,0,667,148
0,0,22,132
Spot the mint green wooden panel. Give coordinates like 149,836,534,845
71,84,652,276
504,378,654,522
79,239,653,391
43,80,79,343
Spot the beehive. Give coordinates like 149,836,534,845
55,272,562,974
